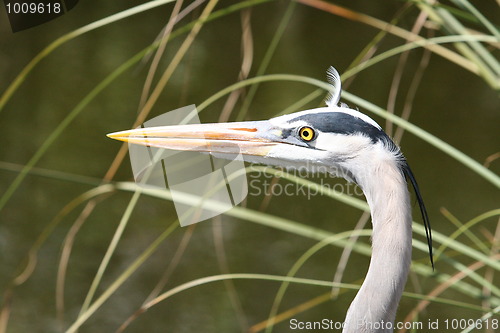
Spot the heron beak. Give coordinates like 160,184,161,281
106,121,281,157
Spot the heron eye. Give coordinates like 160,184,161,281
299,126,315,142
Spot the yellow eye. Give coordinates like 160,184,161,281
299,126,315,142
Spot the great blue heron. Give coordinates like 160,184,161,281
108,67,433,333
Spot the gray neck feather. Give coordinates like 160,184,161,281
342,159,412,333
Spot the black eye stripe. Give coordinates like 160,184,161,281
292,112,385,144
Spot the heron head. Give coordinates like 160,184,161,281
107,106,402,185
107,66,402,183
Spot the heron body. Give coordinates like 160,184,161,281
108,68,432,333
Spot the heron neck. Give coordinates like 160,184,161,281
343,159,412,333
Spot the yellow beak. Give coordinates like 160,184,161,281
107,121,281,157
